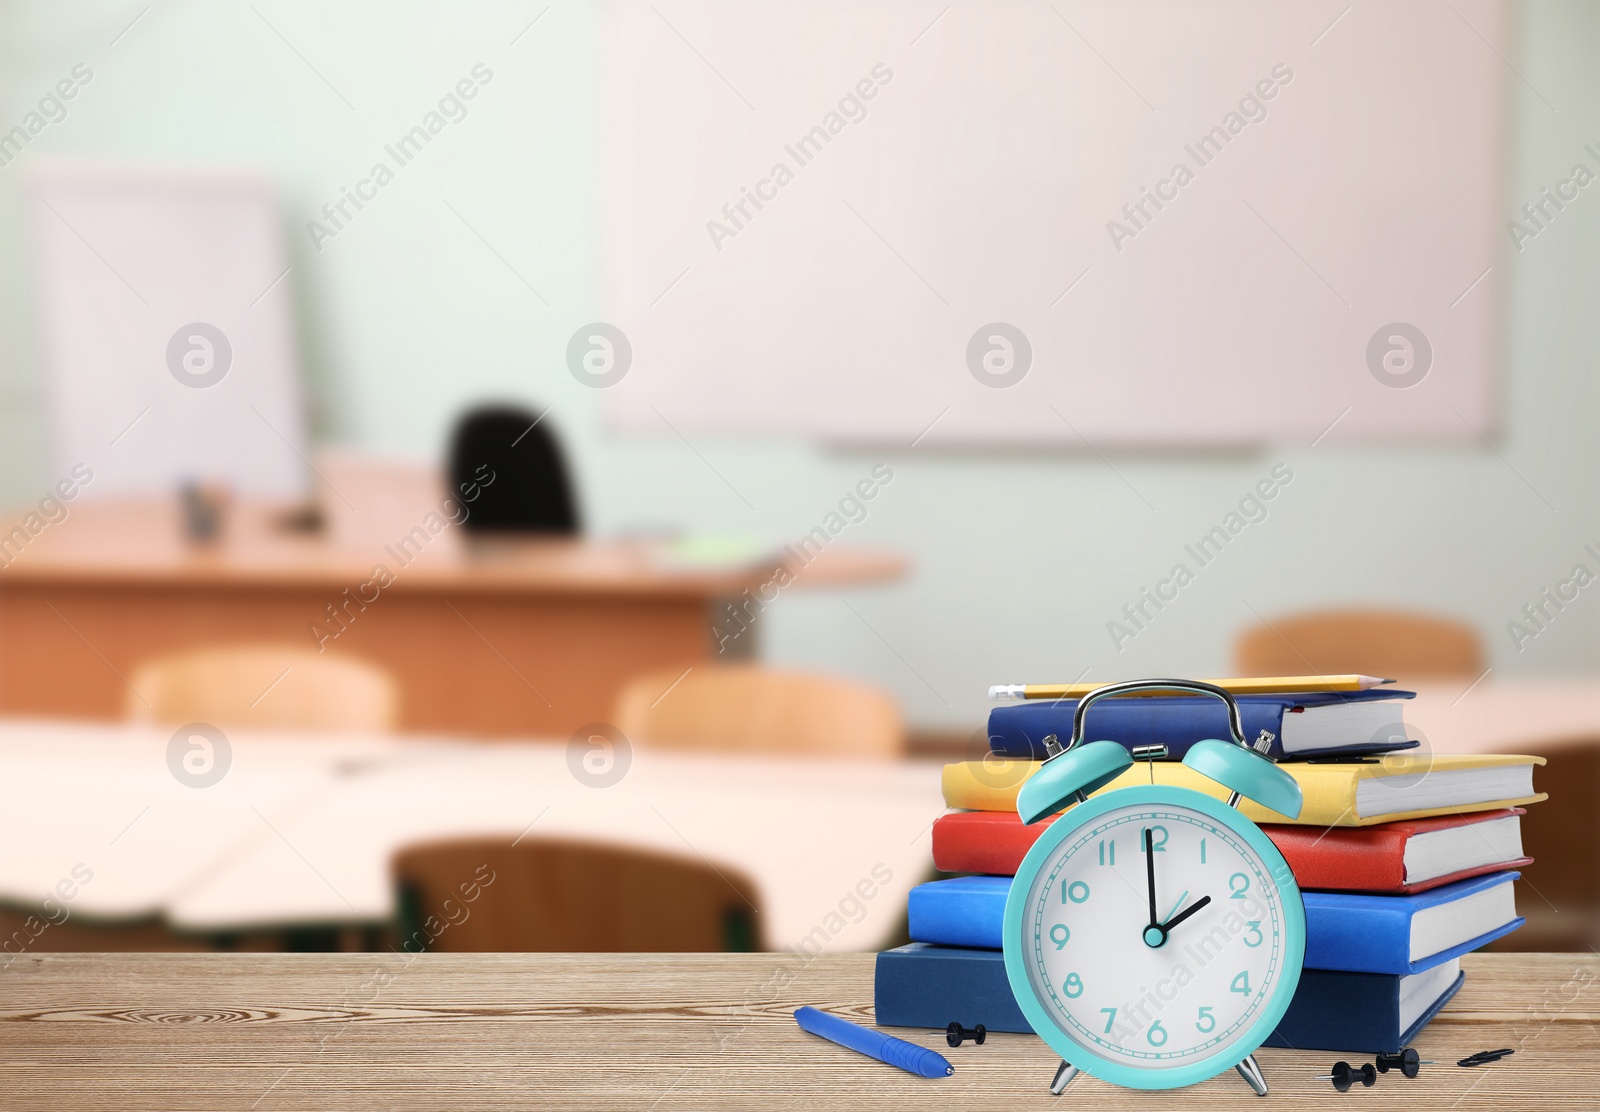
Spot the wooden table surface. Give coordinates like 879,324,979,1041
0,952,1592,1110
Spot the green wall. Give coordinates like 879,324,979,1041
1,1,1595,730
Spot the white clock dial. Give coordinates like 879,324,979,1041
1017,801,1288,1070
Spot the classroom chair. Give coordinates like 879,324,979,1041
126,644,399,732
392,838,763,952
1233,608,1484,679
612,663,905,758
448,403,580,533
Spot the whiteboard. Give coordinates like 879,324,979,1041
28,160,309,498
599,0,1507,444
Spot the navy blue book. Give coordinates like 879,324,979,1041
874,944,1032,1033
987,689,1416,761
908,873,1523,974
875,944,1465,1054
1265,961,1466,1053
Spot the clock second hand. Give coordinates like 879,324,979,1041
1160,890,1190,925
1162,894,1213,933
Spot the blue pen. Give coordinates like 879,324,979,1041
793,1006,953,1078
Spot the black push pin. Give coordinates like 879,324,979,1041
1458,1048,1514,1067
1313,1061,1376,1091
945,1022,986,1047
1375,1047,1435,1078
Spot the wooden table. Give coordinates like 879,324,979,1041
0,952,1589,1109
0,498,905,737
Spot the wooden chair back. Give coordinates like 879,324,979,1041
1486,740,1600,953
126,644,398,732
1233,609,1483,679
611,664,903,758
392,838,763,952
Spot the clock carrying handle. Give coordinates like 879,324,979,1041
1067,679,1246,751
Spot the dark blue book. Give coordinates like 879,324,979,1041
907,873,1523,974
1265,961,1466,1053
988,689,1416,761
874,943,1032,1033
874,943,1466,1054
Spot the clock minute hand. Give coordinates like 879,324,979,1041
1143,827,1158,929
1161,894,1213,933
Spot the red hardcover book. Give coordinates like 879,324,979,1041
1263,808,1531,893
932,808,1531,894
932,811,1044,876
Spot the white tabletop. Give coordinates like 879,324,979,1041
0,720,941,952
0,720,391,920
167,743,941,952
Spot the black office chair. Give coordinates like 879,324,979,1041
448,405,580,533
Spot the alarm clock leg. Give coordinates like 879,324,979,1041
1049,1060,1079,1094
1235,1054,1268,1096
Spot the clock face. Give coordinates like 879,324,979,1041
1007,792,1299,1079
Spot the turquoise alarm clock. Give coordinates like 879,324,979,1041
1001,679,1306,1096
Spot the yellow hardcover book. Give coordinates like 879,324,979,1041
942,754,1547,826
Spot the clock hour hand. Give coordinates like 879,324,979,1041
1161,894,1213,933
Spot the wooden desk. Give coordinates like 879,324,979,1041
0,498,905,737
1408,679,1600,754
0,952,1588,1109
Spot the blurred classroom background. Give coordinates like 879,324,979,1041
0,0,1596,958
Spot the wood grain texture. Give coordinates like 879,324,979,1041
0,953,1591,1110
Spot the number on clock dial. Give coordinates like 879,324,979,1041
1023,803,1284,1071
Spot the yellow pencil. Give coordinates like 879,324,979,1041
988,675,1396,700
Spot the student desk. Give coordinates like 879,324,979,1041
0,722,375,921
1407,679,1600,754
0,721,939,953
0,498,905,737
0,952,1588,1109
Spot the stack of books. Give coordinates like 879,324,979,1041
875,684,1547,1053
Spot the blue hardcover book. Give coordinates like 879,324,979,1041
907,873,1523,973
1264,961,1466,1053
873,944,1466,1052
907,876,1009,950
987,689,1417,761
874,943,1032,1033
1303,871,1523,974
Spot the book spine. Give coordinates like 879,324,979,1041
907,879,1009,950
986,701,1288,760
932,815,1040,875
1302,895,1417,973
1261,968,1403,1052
874,946,1033,1033
1265,826,1408,891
